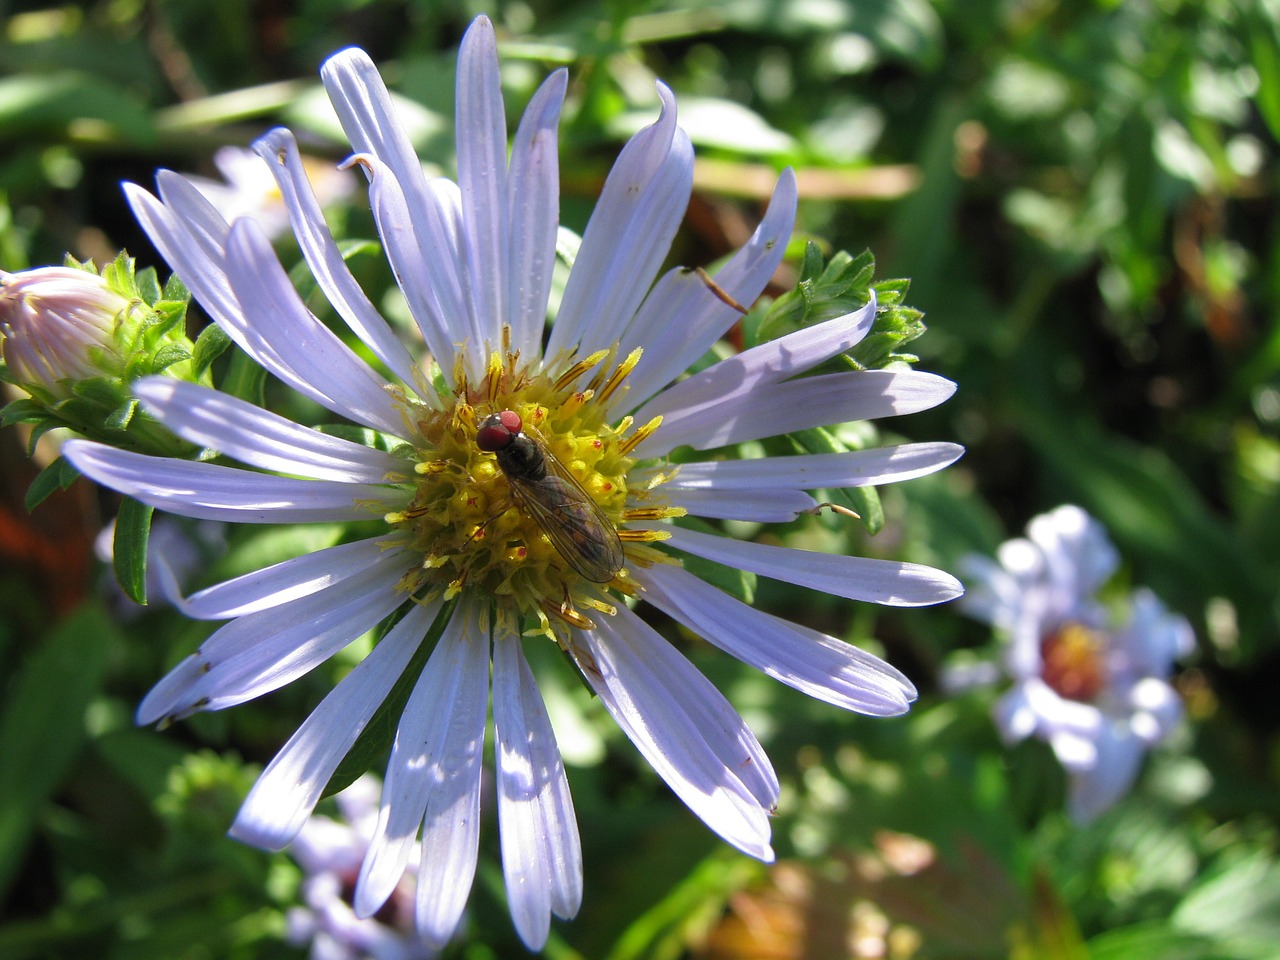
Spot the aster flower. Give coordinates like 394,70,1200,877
186,145,355,241
62,16,962,950
957,505,1194,821
286,775,434,960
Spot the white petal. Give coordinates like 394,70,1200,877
133,378,410,483
660,442,964,490
138,548,409,724
230,599,443,850
634,297,877,427
223,218,407,436
251,128,419,386
176,535,403,620
665,485,815,522
654,523,964,607
547,83,694,361
64,441,408,523
636,369,956,457
506,69,568,360
636,563,917,715
621,169,799,409
573,610,776,860
493,631,582,948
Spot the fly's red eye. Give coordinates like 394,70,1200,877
476,415,514,452
477,410,524,451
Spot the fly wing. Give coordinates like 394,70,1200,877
508,448,625,583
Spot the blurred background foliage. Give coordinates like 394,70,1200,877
2,0,1279,957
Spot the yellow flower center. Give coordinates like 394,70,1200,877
1040,622,1106,702
384,344,676,636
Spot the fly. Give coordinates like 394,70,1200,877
475,410,625,583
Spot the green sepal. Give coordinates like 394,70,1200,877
150,341,194,374
113,496,155,605
135,264,163,305
192,324,232,380
322,598,458,800
0,397,47,428
103,397,139,432
23,456,81,512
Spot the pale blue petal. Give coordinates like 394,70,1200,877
133,378,410,484
621,169,799,409
355,152,466,373
506,69,568,360
637,563,917,715
634,296,877,427
252,128,419,386
137,548,409,724
573,611,776,860
223,218,406,435
547,84,694,362
493,631,582,948
64,441,408,523
410,601,490,948
654,523,964,606
354,603,469,918
659,442,964,491
666,485,815,522
176,535,403,620
456,15,509,359
229,600,442,850
322,48,465,372
634,369,957,457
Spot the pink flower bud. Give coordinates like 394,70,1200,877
1,266,130,396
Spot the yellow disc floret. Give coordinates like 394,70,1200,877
384,344,675,636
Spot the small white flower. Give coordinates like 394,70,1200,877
63,16,963,948
958,505,1194,821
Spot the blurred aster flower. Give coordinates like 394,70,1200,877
287,775,434,960
62,15,962,949
957,505,1194,821
187,145,355,241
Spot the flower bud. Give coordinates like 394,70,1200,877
1,265,133,400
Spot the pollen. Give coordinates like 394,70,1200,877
386,342,665,637
1040,622,1107,703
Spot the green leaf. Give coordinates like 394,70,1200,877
0,603,115,900
789,426,884,533
323,600,457,799
1088,922,1219,960
1171,853,1280,957
219,346,267,407
113,496,155,605
23,456,80,512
